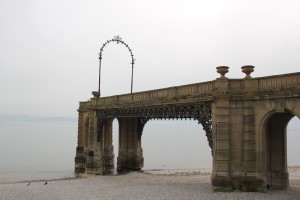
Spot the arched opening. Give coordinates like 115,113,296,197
263,111,296,189
142,120,212,171
287,117,300,166
112,118,119,174
102,118,121,174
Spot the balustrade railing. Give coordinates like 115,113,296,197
94,81,215,105
83,72,300,107
258,73,300,90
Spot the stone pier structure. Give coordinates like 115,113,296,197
75,67,300,191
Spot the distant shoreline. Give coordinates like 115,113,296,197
0,114,76,122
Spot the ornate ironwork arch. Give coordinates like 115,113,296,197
96,104,213,154
98,35,135,95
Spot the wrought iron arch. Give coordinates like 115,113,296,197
98,35,135,95
96,104,213,154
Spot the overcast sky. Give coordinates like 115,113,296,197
1,0,300,117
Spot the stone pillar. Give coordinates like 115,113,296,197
211,98,232,191
212,77,264,192
241,105,261,191
85,111,98,174
93,114,104,175
75,146,85,173
117,118,144,171
103,119,115,173
75,112,86,173
212,100,263,191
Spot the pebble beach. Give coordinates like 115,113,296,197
1,167,300,200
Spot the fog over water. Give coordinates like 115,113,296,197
0,116,299,183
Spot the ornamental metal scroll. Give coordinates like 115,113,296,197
96,104,213,154
98,35,135,95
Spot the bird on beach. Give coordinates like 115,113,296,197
44,181,47,185
26,182,30,186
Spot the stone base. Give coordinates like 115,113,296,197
95,167,104,175
94,156,104,175
75,156,86,173
117,153,144,171
212,174,233,192
103,146,115,173
74,167,85,173
267,171,289,189
74,146,86,174
212,173,266,192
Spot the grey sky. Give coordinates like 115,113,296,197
1,0,300,117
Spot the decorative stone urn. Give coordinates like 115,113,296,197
216,66,229,78
92,91,100,98
241,65,255,78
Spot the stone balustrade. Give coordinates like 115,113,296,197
79,72,300,111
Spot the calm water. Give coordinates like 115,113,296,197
0,120,76,183
0,117,299,183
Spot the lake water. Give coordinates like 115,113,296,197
0,120,76,183
0,117,299,183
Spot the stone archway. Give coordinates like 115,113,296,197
261,109,298,189
258,104,299,189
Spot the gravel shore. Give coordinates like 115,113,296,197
1,169,300,200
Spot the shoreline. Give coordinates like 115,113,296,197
1,170,300,200
1,166,300,185
0,176,77,185
0,168,210,185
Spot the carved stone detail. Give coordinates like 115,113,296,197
265,100,286,113
265,100,275,111
276,101,285,112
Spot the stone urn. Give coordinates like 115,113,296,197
241,65,255,78
92,91,100,98
216,66,229,78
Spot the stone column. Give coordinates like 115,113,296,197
211,98,232,191
75,146,85,173
103,119,115,173
241,105,260,191
93,113,105,175
212,77,264,191
75,111,86,173
85,111,98,174
117,118,144,171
